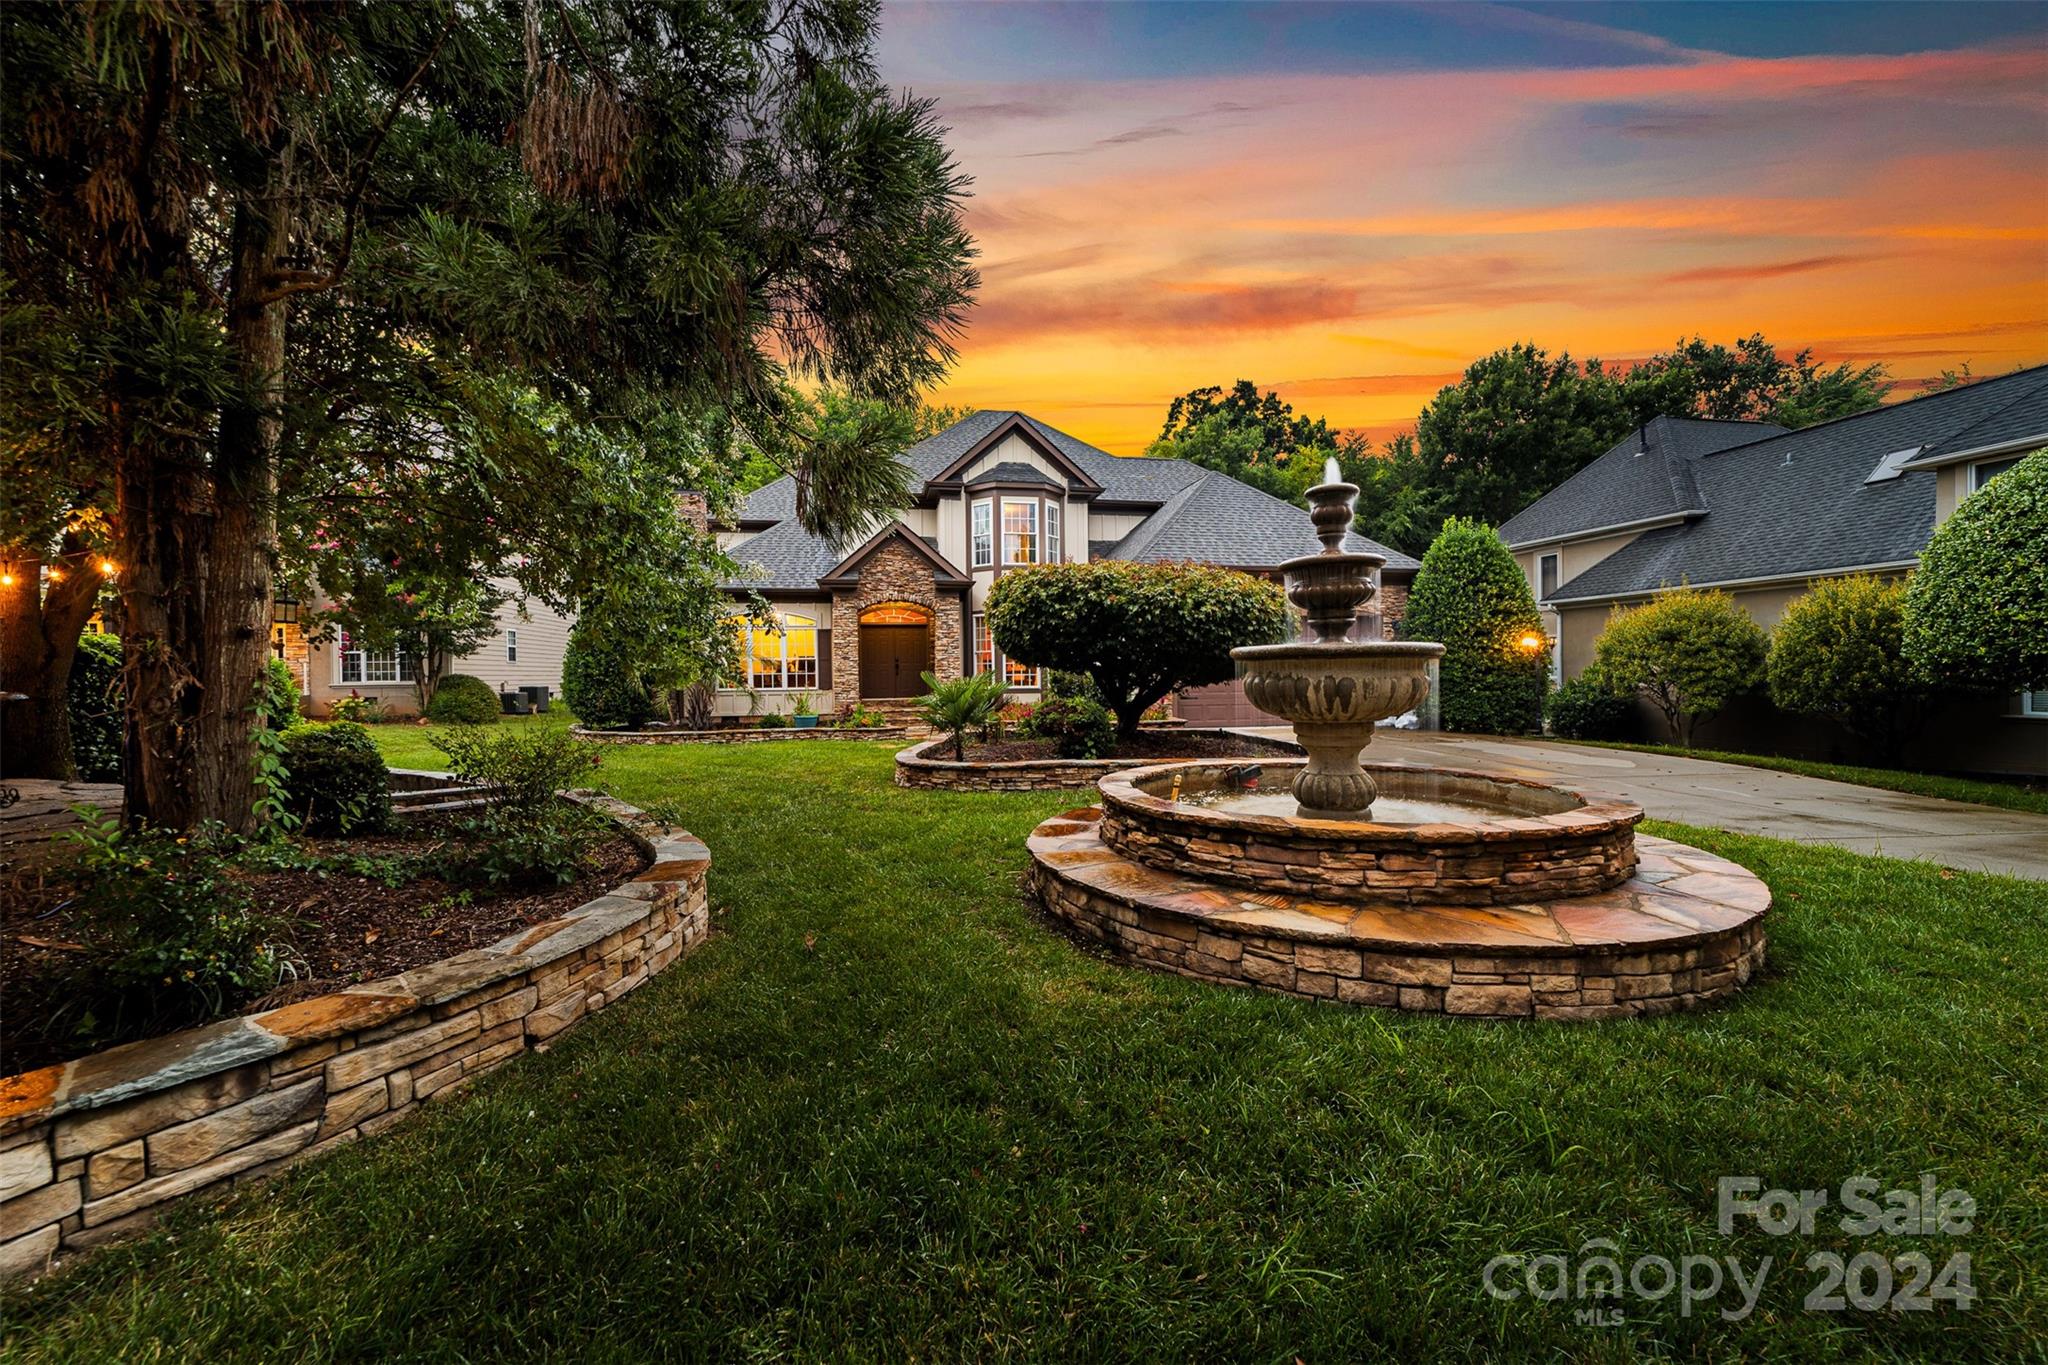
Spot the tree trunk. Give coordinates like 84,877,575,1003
0,541,102,779
120,178,289,831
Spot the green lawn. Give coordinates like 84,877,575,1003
7,732,2045,1360
1555,739,2048,816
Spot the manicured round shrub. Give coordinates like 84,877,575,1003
562,626,653,730
67,631,125,782
1544,675,1635,740
256,657,302,732
1904,449,2048,692
1398,518,1547,734
1589,588,1767,746
1021,693,1117,758
426,673,502,724
987,562,1288,736
1768,575,1919,759
281,721,392,834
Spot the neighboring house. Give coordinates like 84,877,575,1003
1499,365,2048,775
275,584,577,718
716,409,1419,725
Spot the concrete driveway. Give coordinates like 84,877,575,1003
1233,728,2048,881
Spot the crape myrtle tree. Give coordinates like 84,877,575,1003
1589,588,1768,747
0,0,976,826
986,561,1289,737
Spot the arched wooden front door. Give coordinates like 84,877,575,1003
857,602,933,699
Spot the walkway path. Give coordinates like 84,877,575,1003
1233,729,2048,881
0,778,122,865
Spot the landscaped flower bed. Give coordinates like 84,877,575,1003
895,728,1302,791
0,781,711,1283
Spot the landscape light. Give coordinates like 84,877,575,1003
1518,632,1544,651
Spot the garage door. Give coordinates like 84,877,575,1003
1175,679,1272,727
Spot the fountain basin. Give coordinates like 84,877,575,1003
1098,760,1643,907
1231,641,1445,816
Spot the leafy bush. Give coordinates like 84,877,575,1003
256,658,302,732
836,704,887,728
430,726,607,887
987,562,1288,735
1020,694,1117,758
1769,575,1920,760
426,673,502,724
329,692,388,725
1045,670,1102,705
1589,588,1767,746
58,813,292,1042
1544,676,1635,740
562,625,654,730
67,631,124,782
1398,518,1547,734
914,671,1010,760
1904,449,2048,692
280,722,393,834
757,712,789,729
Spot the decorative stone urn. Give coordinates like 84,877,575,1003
1231,460,1444,818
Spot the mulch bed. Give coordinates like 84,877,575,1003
0,826,645,1077
956,732,1279,764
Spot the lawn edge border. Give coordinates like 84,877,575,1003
0,781,711,1283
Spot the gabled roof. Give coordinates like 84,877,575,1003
1499,416,1785,548
965,461,1063,490
817,521,970,589
923,412,1103,495
1106,468,1419,570
1546,365,2048,604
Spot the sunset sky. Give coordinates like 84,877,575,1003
876,1,2048,453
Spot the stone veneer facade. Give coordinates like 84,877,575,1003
828,539,965,700
1097,762,1642,908
1028,810,1769,1020
0,793,710,1283
894,731,1302,792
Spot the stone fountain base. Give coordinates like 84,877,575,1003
1027,807,1768,1020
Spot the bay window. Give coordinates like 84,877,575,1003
971,499,993,568
1002,498,1039,565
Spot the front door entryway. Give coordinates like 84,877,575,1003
857,603,933,698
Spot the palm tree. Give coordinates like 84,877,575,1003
914,672,1010,760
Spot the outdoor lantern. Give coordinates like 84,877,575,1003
1518,631,1545,652
272,598,302,626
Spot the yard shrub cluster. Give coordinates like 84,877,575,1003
56,812,294,1045
66,631,125,782
987,561,1288,736
1019,694,1117,758
1767,575,1920,760
1904,449,2048,693
425,673,502,724
563,625,654,730
1543,675,1635,740
1587,589,1768,746
1399,518,1547,734
431,726,607,886
280,722,393,834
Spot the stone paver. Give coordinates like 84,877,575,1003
1233,729,2048,880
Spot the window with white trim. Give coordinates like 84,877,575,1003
1971,457,2022,493
2023,690,2048,719
1004,656,1039,688
974,612,994,675
1538,552,1559,602
734,613,818,691
1002,498,1039,565
1045,501,1061,564
505,629,518,663
970,499,993,568
335,632,415,685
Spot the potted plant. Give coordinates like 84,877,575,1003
790,692,818,729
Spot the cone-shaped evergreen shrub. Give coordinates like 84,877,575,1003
1399,518,1547,733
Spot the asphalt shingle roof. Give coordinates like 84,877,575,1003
1547,366,2048,603
1498,416,1784,547
726,410,1418,586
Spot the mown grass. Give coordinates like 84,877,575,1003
1554,739,2048,816
5,733,2044,1361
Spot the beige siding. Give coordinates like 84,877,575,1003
304,589,576,717
716,599,833,717
1087,510,1149,549
963,434,1063,482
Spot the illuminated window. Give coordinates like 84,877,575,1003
1002,498,1038,565
1045,501,1061,563
1004,656,1039,688
971,499,993,568
974,612,994,674
736,613,818,690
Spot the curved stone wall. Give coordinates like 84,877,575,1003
573,725,907,745
0,791,710,1282
1097,761,1642,907
894,730,1303,792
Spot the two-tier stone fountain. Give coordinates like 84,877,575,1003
1024,461,1772,1020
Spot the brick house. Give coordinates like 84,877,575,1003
1498,364,2048,775
714,410,1418,724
